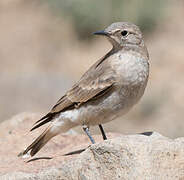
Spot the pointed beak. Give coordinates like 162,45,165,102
93,30,109,36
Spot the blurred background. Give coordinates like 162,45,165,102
1,0,184,138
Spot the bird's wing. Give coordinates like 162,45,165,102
31,50,116,131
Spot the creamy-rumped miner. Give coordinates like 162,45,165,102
20,22,149,157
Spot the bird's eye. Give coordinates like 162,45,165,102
121,30,128,37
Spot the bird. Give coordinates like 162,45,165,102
20,22,149,157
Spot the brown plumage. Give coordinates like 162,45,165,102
19,22,149,157
30,49,116,131
22,127,54,156
20,50,116,157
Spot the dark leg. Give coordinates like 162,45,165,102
99,124,107,140
83,125,95,144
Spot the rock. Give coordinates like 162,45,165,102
0,113,118,178
1,113,184,179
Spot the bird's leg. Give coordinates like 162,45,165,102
98,124,107,140
82,125,95,144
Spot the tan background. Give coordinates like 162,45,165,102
1,0,184,138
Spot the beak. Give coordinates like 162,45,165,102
93,30,109,36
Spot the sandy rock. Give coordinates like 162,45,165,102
0,113,118,178
1,113,184,179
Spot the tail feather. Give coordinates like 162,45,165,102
30,116,53,131
18,117,76,157
22,127,55,157
31,113,56,131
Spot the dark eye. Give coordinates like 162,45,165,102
121,30,128,37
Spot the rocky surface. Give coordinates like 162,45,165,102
1,113,184,180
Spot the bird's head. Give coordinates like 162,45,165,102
93,22,144,49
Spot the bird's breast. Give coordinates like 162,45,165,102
110,52,149,86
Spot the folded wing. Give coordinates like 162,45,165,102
31,50,116,130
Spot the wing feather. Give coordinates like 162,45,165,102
32,50,116,130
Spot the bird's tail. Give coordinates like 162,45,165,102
18,119,76,157
19,126,56,157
